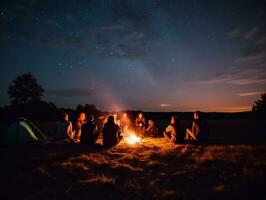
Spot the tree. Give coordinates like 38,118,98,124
8,73,44,105
252,93,266,113
76,104,102,117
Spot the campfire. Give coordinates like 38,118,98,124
123,131,143,145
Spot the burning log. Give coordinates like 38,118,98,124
123,131,143,145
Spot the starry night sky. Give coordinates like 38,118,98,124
1,0,266,112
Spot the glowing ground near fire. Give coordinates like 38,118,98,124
0,137,265,199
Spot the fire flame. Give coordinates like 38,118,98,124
124,132,142,145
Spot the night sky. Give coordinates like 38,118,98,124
1,0,266,112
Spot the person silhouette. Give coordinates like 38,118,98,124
80,114,99,145
145,119,159,137
135,112,146,137
54,113,74,142
186,111,209,142
73,112,87,143
102,115,123,147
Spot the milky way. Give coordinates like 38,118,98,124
1,0,266,111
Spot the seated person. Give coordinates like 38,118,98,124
73,112,87,143
120,112,131,135
135,112,146,136
145,119,159,137
80,114,99,145
103,115,122,147
163,116,184,144
54,113,73,142
186,111,209,142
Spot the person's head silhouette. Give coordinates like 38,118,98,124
122,113,127,118
61,113,69,121
194,111,201,120
87,114,94,122
170,116,177,125
107,115,115,124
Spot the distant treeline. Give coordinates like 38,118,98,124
142,111,261,120
0,101,103,123
0,101,265,134
0,101,263,123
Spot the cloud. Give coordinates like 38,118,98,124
90,22,149,59
19,21,149,59
256,36,266,45
95,24,125,33
159,104,171,107
226,28,240,38
228,78,266,85
46,88,93,97
238,92,264,97
227,25,261,39
244,26,260,39
235,46,266,63
65,13,78,23
212,105,251,112
192,69,266,85
257,10,265,18
20,34,89,48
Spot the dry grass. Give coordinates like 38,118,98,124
0,136,265,200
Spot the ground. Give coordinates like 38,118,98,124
0,137,265,200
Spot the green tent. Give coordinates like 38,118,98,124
0,120,39,145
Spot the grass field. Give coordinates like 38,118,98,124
0,119,265,200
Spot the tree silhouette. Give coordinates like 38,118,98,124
76,104,102,117
252,93,266,113
8,73,44,105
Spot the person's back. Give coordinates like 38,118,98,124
145,120,159,137
103,116,121,147
55,113,73,140
193,119,209,142
146,125,159,137
80,118,98,145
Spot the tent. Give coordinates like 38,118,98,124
0,118,47,145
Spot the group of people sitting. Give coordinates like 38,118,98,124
54,111,209,147
163,111,209,144
54,113,121,146
134,111,209,144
